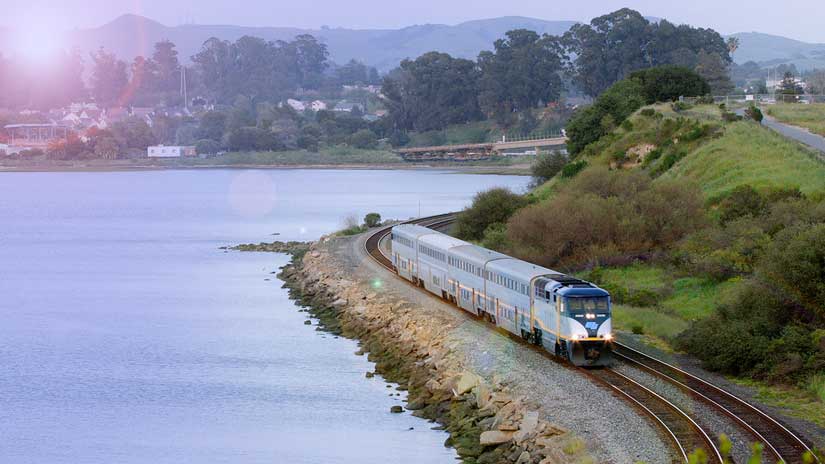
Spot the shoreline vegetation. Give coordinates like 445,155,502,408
0,149,533,175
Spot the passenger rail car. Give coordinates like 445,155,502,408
390,224,613,366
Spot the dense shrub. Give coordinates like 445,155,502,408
480,222,510,251
560,160,588,178
348,129,379,149
455,188,527,241
718,185,768,224
195,139,221,155
507,167,705,267
677,223,825,379
530,151,568,186
745,104,763,123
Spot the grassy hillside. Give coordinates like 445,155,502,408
531,103,825,202
662,121,825,200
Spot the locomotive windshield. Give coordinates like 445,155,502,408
565,297,609,313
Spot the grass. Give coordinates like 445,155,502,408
661,121,825,201
766,103,825,137
581,264,736,341
170,146,405,166
731,377,825,429
660,277,740,322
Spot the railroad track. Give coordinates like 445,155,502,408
362,213,818,463
614,344,818,463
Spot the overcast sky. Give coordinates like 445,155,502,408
4,0,825,42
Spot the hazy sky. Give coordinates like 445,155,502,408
4,0,825,42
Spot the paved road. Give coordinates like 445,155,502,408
762,114,825,154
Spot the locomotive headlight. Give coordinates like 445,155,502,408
604,333,613,341
585,313,596,320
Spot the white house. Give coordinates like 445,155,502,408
286,99,306,111
148,145,197,158
310,100,327,111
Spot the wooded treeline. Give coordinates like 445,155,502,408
382,8,734,133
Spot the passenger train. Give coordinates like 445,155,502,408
391,224,613,366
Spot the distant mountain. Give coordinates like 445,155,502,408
731,31,825,71
63,14,577,71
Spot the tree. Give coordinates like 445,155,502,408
196,111,227,142
805,70,825,94
110,117,156,152
195,139,222,155
363,213,382,228
565,79,645,154
349,129,378,149
152,40,180,94
778,71,804,98
90,48,128,107
130,56,158,104
563,8,652,97
727,37,740,54
629,65,710,103
564,9,730,97
336,59,369,85
530,151,568,186
478,29,565,123
694,50,734,95
382,52,482,132
94,137,120,160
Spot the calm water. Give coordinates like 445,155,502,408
0,169,529,464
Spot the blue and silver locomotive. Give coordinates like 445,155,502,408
391,224,612,366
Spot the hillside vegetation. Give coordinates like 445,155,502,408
455,72,825,421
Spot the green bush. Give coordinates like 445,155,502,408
626,289,660,307
349,129,379,149
560,160,588,178
639,108,656,117
718,185,767,224
455,188,527,241
745,104,764,123
631,324,645,335
195,139,222,155
480,222,510,251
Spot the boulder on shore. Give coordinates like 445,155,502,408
479,430,514,446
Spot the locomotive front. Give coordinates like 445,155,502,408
558,287,613,366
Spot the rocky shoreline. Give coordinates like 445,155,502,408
277,239,593,464
222,240,311,254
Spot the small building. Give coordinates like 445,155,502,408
310,100,327,111
286,99,306,111
147,145,196,158
333,101,363,113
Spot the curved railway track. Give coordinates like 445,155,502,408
614,344,817,463
363,213,818,463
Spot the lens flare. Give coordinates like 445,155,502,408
228,171,278,218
